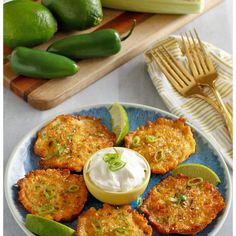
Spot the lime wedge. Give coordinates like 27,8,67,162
172,163,221,185
25,214,75,236
109,102,129,145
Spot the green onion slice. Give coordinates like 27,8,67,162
117,214,130,227
109,160,126,172
170,194,187,205
52,123,60,130
146,135,158,143
36,204,56,215
55,143,65,157
67,185,80,192
112,227,131,235
103,153,119,163
132,136,140,147
153,149,164,163
103,149,126,172
103,148,120,163
187,177,204,186
42,132,47,140
43,186,56,200
67,134,73,141
91,218,102,233
136,196,143,208
177,194,187,205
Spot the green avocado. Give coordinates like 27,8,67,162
42,0,103,30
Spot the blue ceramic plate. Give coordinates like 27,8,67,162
5,103,232,236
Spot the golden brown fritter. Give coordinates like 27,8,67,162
17,169,88,221
34,115,116,172
76,204,152,236
141,174,225,235
124,118,196,174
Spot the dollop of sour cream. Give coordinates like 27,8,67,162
88,148,148,192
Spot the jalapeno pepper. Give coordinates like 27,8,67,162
47,20,136,60
9,47,79,79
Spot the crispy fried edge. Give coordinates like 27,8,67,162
76,204,152,236
17,168,88,221
124,117,196,174
141,175,225,235
34,115,116,172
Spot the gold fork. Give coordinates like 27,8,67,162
151,46,221,113
181,30,233,139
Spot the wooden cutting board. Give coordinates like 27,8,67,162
4,0,223,110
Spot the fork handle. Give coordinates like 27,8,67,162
194,93,233,141
194,94,221,113
210,84,233,140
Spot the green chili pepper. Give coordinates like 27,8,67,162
47,20,136,60
9,47,79,79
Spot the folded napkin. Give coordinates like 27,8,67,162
145,36,233,168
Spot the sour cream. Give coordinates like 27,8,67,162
88,147,148,192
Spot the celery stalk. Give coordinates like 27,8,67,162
101,0,205,14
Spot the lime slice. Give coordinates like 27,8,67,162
172,163,221,185
109,102,129,145
25,214,75,236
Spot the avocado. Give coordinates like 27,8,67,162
42,0,103,30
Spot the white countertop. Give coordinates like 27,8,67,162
4,0,232,235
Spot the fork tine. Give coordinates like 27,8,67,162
186,32,203,76
181,34,198,77
194,29,215,71
189,30,208,74
151,50,185,94
157,48,187,87
161,46,195,85
154,49,186,88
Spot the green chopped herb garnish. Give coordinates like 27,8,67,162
42,132,47,140
109,160,126,171
43,185,56,200
91,218,102,235
103,153,119,164
103,149,126,172
132,136,140,147
67,134,73,141
67,185,80,192
112,227,131,235
36,204,56,215
146,135,158,143
153,149,164,163
187,177,204,186
136,196,143,209
170,194,187,205
52,123,61,130
55,143,65,157
177,194,187,205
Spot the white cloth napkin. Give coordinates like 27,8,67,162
145,36,233,168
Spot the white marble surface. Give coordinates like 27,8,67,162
4,0,233,235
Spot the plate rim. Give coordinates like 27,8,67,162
4,102,232,236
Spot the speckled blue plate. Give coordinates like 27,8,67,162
5,103,231,236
